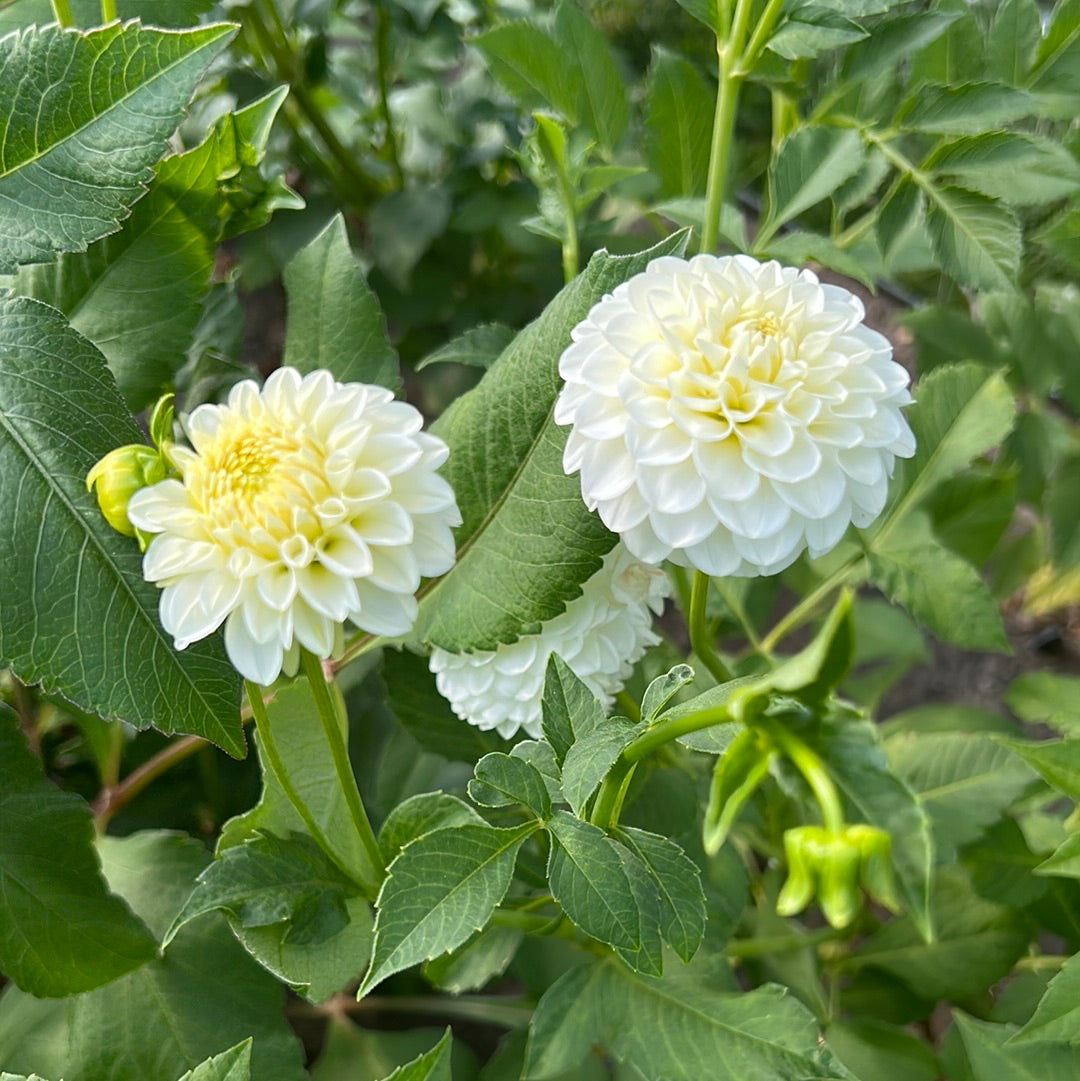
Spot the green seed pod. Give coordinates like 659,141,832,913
86,444,167,537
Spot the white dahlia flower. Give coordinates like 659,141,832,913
429,544,669,738
555,254,916,577
127,368,461,685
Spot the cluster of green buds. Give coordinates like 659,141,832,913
85,394,177,547
777,823,901,929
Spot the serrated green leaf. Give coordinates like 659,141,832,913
423,925,523,994
900,82,1037,134
1010,951,1080,1045
846,7,961,78
924,184,1020,291
378,792,486,862
0,0,216,32
672,0,723,31
165,832,358,948
413,232,689,653
643,48,713,198
0,708,156,997
541,654,606,763
875,179,923,263
470,752,552,817
767,12,868,60
987,0,1042,84
378,1029,453,1081
472,20,577,120
282,213,398,391
525,960,854,1080
929,133,1080,207
762,127,865,238
615,826,706,963
361,821,536,996
0,296,243,753
826,1019,940,1081
546,811,640,951
14,89,295,412
641,664,695,723
849,867,1028,1002
510,739,566,805
816,716,934,941
178,1041,252,1081
416,324,515,372
613,845,664,976
997,738,1080,801
927,469,1016,566
1028,0,1080,99
761,231,875,288
0,22,234,273
955,1012,1079,1080
560,716,639,816
1005,672,1080,736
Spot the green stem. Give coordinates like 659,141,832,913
700,48,743,254
299,650,387,887
589,759,637,831
727,924,844,959
246,0,381,203
554,165,580,284
759,556,862,653
689,570,733,684
100,0,116,20
737,0,787,72
245,680,363,889
762,720,845,834
50,0,72,25
615,690,641,723
375,3,403,189
333,631,381,673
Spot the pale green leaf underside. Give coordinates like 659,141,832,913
0,21,235,273
0,296,243,753
0,708,156,997
415,232,689,652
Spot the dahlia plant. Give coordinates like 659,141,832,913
1,1,1079,1080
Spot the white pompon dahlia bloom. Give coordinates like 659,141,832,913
127,368,461,685
555,255,916,577
428,544,669,738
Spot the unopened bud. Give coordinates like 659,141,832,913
86,444,168,537
847,824,902,914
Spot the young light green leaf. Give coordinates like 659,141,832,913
899,82,1037,135
15,89,296,412
471,20,576,121
423,925,523,994
377,1029,453,1081
924,185,1020,292
815,715,934,941
762,127,865,239
1005,672,1080,736
641,664,695,723
996,738,1080,801
525,960,854,1080
1036,833,1080,879
541,654,606,763
469,752,553,817
413,231,690,653
955,1013,1078,1081
416,323,515,372
546,812,640,951
178,1041,252,1081
164,832,358,949
560,716,639,817
0,297,243,754
0,708,156,997
360,822,537,996
378,792,487,863
868,513,1009,651
1010,951,1080,1045
0,22,234,273
282,213,399,391
643,48,713,198
615,826,706,963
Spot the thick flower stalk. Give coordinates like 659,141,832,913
429,544,669,738
555,254,916,577
127,368,461,685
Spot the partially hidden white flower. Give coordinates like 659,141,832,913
127,367,461,685
555,254,916,577
428,544,669,738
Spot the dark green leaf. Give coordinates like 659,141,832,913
875,179,923,263
0,708,156,996
378,1029,453,1081
987,0,1042,84
927,470,1016,566
613,845,664,976
368,185,452,291
510,739,566,806
1011,951,1080,1045
360,822,536,996
767,12,868,60
416,324,515,372
560,716,639,817
282,213,399,391
761,231,875,288
470,752,553,817
1005,672,1080,736
546,812,640,951
643,48,713,198
672,0,723,32
1028,0,1080,99
900,82,1037,134
165,832,358,948
997,738,1080,801
179,1042,252,1081
378,792,486,863
0,0,216,32
1037,834,1080,879
924,185,1020,292
955,1012,1080,1080
423,925,523,994
413,232,690,653
0,297,243,753
542,655,606,763
826,1020,940,1081
525,960,854,1080
0,22,234,273
615,827,706,963
472,20,578,121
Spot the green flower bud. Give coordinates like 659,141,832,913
816,834,861,929
847,824,902,914
776,826,825,917
86,444,167,537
